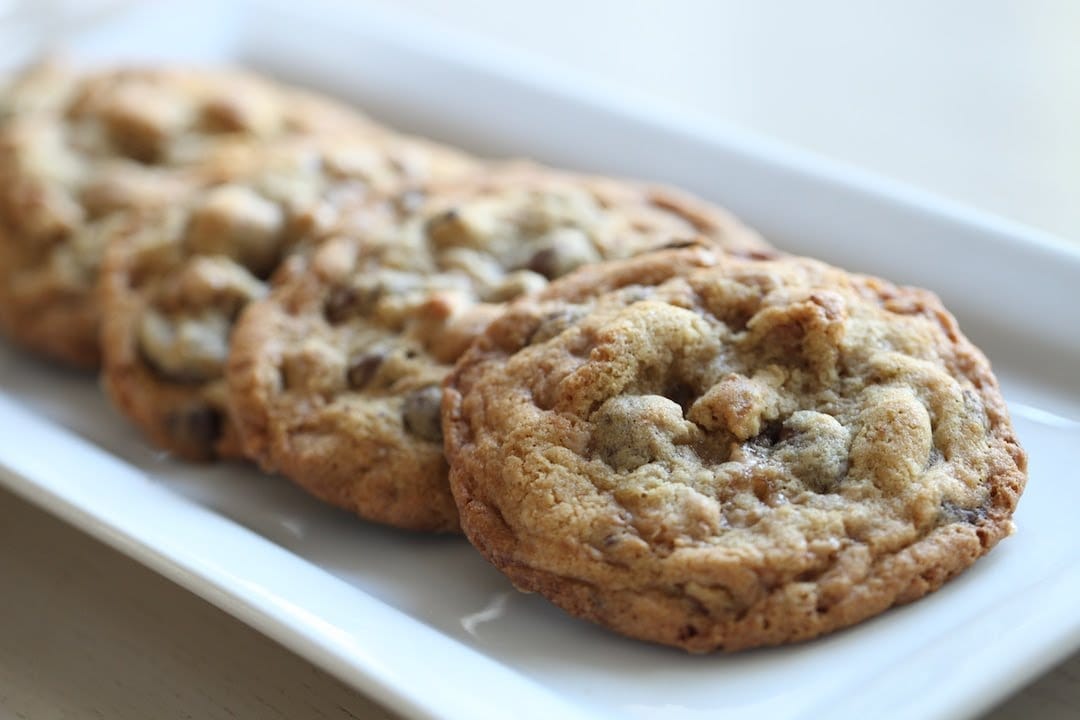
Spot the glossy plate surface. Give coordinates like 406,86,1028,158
1,2,1078,719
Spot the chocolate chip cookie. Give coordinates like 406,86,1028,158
443,246,1027,651
100,133,476,460
226,165,771,531
0,61,377,367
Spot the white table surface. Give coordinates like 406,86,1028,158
1,1,1077,718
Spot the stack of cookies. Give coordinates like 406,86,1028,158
0,61,1027,652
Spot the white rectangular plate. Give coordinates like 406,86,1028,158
2,2,1079,719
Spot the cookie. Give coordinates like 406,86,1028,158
443,246,1027,651
0,61,378,367
99,133,476,461
226,165,771,531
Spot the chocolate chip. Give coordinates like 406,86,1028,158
324,283,380,324
324,286,357,324
659,238,701,250
677,625,700,641
346,353,383,389
749,420,785,447
165,405,222,457
526,306,587,345
526,247,560,279
110,131,162,164
402,385,444,442
927,447,944,469
941,501,987,525
521,228,599,279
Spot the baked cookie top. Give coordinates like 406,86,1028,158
226,165,771,531
443,247,1027,651
100,132,476,461
0,61,378,367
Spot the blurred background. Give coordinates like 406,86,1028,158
2,0,1076,239
0,1,1076,719
386,0,1080,241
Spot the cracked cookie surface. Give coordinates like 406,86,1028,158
226,165,770,531
443,247,1027,651
100,133,476,460
0,61,376,367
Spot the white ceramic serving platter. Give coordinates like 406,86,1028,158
1,1,1079,719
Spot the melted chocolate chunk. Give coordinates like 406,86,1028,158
526,247,560,279
324,285,358,324
941,501,987,525
346,352,384,389
402,385,444,442
749,420,785,448
165,405,222,455
324,283,380,324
